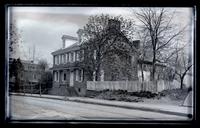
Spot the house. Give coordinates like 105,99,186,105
9,58,43,92
50,19,167,96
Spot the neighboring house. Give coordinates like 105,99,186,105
50,19,167,96
137,59,168,81
20,60,42,85
9,58,43,92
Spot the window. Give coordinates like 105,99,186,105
75,70,79,81
56,72,59,81
60,55,63,64
66,53,69,63
33,74,36,79
62,54,65,64
79,50,84,61
54,56,56,65
75,70,82,81
57,55,59,64
64,73,66,81
64,54,66,63
71,52,73,62
73,52,76,62
59,55,62,64
76,51,80,61
131,56,135,62
54,72,57,81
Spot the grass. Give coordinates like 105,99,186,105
85,88,191,105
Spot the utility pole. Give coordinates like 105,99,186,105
32,44,35,63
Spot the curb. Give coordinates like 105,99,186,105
70,99,191,118
10,93,191,118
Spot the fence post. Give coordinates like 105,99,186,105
23,83,25,95
126,80,128,91
31,83,32,95
39,83,41,97
65,84,67,101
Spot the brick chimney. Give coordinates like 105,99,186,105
62,35,66,48
133,40,140,49
77,29,84,43
107,19,121,31
61,35,78,48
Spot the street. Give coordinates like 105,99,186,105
9,95,188,120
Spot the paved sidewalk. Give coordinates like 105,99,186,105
10,93,193,118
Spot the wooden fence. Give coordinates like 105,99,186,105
87,80,181,93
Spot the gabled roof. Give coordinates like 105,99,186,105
51,42,80,55
62,35,78,41
138,59,167,67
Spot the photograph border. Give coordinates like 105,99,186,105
1,0,198,127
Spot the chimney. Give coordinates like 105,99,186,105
77,29,84,43
62,35,66,48
107,19,121,31
133,40,140,49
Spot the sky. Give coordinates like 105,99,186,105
8,7,194,67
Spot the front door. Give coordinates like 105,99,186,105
70,71,74,87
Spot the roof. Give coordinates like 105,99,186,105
62,35,78,41
52,20,139,55
138,59,167,67
51,42,80,55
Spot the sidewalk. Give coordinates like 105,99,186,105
10,92,193,118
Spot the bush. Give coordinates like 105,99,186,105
129,91,158,98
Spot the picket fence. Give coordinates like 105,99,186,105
87,80,180,93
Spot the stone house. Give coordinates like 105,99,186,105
50,20,167,96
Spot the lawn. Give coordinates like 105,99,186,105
85,88,191,106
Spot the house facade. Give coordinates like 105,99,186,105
50,33,85,96
50,20,167,96
9,58,43,92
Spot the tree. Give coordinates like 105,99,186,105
173,48,192,89
80,14,136,81
38,59,48,71
9,58,24,91
136,30,150,82
37,59,52,93
9,21,22,57
135,8,186,81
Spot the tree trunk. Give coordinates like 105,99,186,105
152,52,156,81
141,66,144,82
180,77,184,89
140,63,144,91
95,67,101,81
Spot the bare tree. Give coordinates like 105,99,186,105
173,48,192,89
37,59,52,93
135,8,186,81
136,30,149,82
38,59,48,71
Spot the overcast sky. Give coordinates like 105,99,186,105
8,7,193,67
